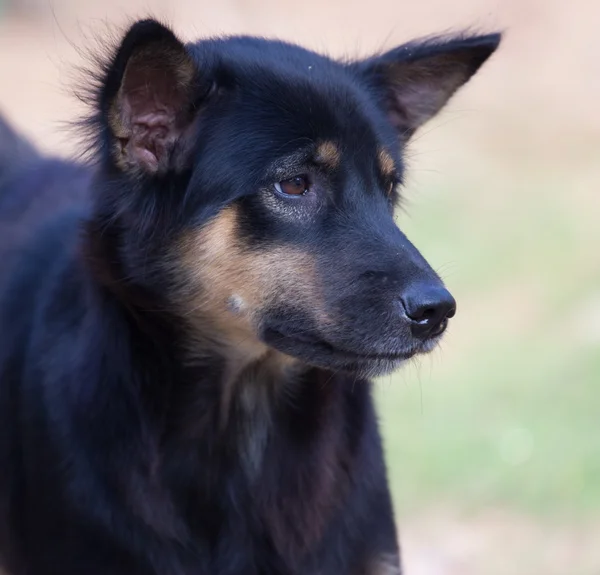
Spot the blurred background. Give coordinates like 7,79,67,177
1,0,599,573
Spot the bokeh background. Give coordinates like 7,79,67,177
1,0,599,573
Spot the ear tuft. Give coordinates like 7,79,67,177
355,33,501,141
102,20,199,174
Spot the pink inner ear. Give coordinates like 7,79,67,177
386,77,457,139
128,110,175,174
113,48,194,174
376,47,485,142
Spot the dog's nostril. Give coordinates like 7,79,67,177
401,284,456,339
409,305,439,323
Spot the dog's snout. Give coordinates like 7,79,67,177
400,283,456,339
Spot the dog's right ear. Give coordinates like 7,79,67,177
99,20,205,175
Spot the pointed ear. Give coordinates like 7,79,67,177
353,33,501,142
100,20,203,175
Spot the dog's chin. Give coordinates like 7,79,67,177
261,325,440,378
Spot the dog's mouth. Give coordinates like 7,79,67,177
261,324,433,376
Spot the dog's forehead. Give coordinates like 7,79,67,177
247,76,391,175
194,37,392,156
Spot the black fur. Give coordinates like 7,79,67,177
0,20,500,575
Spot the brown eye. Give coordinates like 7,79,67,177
274,176,308,196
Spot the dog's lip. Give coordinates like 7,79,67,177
319,341,417,362
263,326,420,362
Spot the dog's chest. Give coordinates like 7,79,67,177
158,369,356,575
237,382,273,479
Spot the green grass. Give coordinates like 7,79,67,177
375,169,600,521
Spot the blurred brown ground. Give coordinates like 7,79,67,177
1,1,599,574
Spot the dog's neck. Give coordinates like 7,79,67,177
179,318,306,434
161,324,312,481
82,223,311,456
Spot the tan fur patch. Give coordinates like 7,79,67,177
176,205,324,428
315,140,341,169
378,148,396,179
176,205,324,366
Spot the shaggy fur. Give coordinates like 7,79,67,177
0,19,500,574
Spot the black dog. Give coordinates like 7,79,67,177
0,20,499,574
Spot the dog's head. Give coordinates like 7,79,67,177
88,20,500,376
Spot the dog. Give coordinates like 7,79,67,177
0,19,500,574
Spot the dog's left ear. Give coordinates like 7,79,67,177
353,33,501,142
100,19,206,175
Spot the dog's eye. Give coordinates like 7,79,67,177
274,176,308,196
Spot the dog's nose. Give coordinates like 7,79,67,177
401,283,456,339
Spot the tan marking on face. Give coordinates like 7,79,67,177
176,204,325,365
315,140,341,169
378,148,396,179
